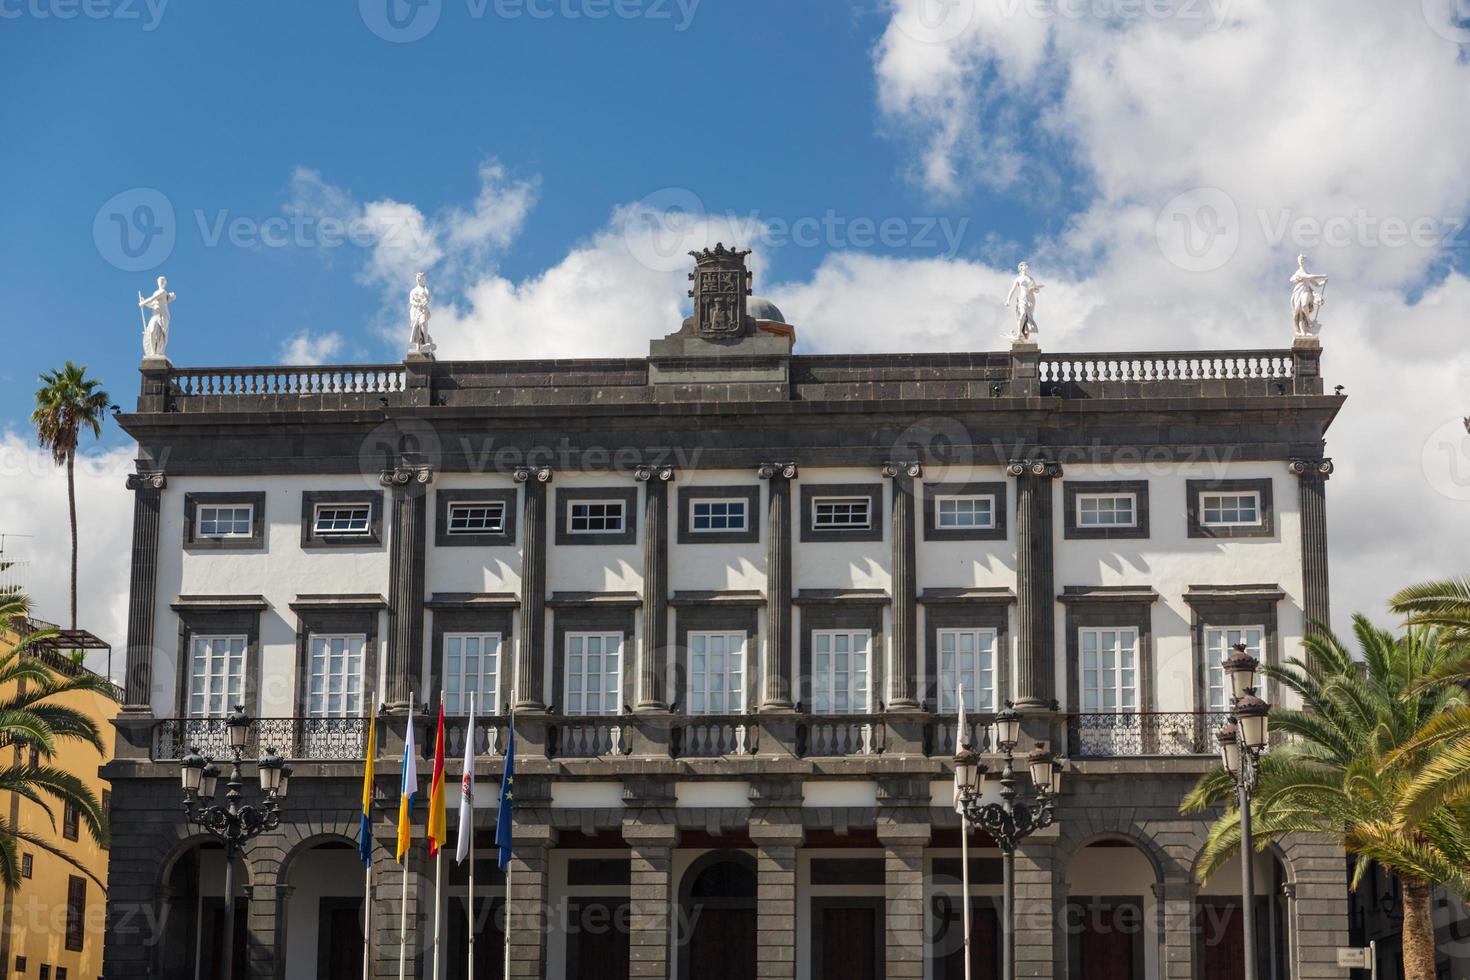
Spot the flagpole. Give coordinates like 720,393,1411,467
957,685,973,980
363,702,376,980
503,862,514,980
467,692,476,980
502,707,515,980
399,692,415,980
433,693,446,980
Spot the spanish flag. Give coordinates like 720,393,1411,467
395,702,418,864
427,697,448,857
359,712,376,867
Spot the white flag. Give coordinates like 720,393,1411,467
954,683,968,815
456,695,476,864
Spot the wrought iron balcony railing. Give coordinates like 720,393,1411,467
1066,711,1234,757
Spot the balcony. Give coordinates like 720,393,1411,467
1066,712,1234,758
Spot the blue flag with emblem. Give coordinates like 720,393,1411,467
495,713,515,871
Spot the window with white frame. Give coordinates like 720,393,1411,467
690,499,748,533
1079,628,1138,714
1199,492,1261,528
306,634,366,718
935,495,995,530
811,630,871,713
443,633,500,715
568,500,626,535
187,635,247,718
196,504,254,538
811,497,871,530
1204,626,1264,711
564,632,622,715
1075,493,1137,529
312,503,372,537
937,628,997,713
686,632,746,714
446,501,507,536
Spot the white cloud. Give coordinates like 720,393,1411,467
0,432,134,682
279,330,345,365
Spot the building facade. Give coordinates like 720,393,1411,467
104,248,1352,979
0,614,115,980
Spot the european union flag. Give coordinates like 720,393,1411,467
495,715,515,871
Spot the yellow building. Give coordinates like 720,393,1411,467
0,615,116,980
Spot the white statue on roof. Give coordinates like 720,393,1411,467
408,272,435,355
1004,262,1043,342
138,275,176,361
1290,254,1328,337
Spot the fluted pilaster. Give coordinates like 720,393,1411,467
1011,458,1060,710
514,466,553,711
635,465,674,711
884,461,922,711
759,463,797,711
123,471,166,708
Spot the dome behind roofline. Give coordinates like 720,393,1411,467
747,295,788,324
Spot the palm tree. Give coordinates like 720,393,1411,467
1182,617,1470,980
0,592,120,889
31,362,110,630
1391,577,1470,642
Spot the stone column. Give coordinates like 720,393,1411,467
758,464,797,711
1011,459,1061,710
884,462,922,711
514,466,553,711
123,471,166,708
1156,877,1199,980
506,828,555,979
384,464,432,709
878,822,931,979
243,881,290,980
624,821,678,979
751,824,804,980
635,466,675,711
1281,833,1352,980
1012,838,1061,979
1291,458,1333,636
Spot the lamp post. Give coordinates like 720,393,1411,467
953,703,1064,980
179,705,290,979
1218,643,1272,980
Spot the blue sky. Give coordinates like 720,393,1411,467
3,0,1470,652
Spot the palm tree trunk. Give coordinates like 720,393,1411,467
67,451,77,630
1400,875,1438,980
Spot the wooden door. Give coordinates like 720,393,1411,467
567,899,630,980
1200,903,1246,980
687,907,757,980
819,906,879,980
1078,908,1136,980
319,899,364,980
939,905,1000,980
202,900,248,980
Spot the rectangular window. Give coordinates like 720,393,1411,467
937,628,997,713
690,499,747,533
686,632,746,715
1204,626,1265,711
564,633,622,716
20,854,31,879
312,504,372,537
811,497,871,530
568,501,625,535
196,504,254,538
446,501,506,536
1075,493,1137,529
1199,492,1261,527
64,877,85,952
935,495,995,530
13,956,23,973
811,630,871,713
38,966,47,980
63,801,79,842
444,633,500,716
305,635,365,719
1079,628,1139,714
187,635,247,718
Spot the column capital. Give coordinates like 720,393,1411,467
757,462,798,480
1289,457,1334,480
881,461,923,479
379,464,435,488
633,465,675,482
126,470,167,491
1007,458,1063,479
513,465,554,484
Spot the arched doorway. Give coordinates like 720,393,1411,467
678,850,757,980
280,837,365,980
1065,838,1163,980
155,838,249,980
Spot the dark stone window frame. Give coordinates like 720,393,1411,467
551,605,636,715
428,605,515,715
289,600,384,717
921,601,1011,714
676,484,761,545
172,603,264,717
1060,589,1157,716
434,488,518,548
799,483,884,543
672,604,759,715
1184,588,1283,711
300,490,385,549
1062,480,1150,540
1186,478,1275,539
182,491,268,551
797,603,885,713
554,487,638,546
922,481,1008,542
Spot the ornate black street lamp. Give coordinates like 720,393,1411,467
1217,643,1272,980
953,704,1065,980
179,705,290,979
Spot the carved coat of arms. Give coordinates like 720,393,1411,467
688,243,751,340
